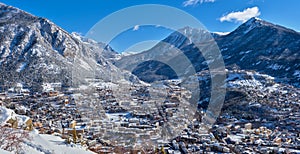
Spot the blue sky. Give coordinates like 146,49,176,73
2,0,299,52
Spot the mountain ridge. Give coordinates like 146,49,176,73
115,17,300,87
0,3,138,92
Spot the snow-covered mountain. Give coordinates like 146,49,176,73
215,17,300,87
115,17,300,87
0,3,137,91
71,32,119,60
113,26,213,71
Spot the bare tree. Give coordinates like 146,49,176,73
0,126,31,153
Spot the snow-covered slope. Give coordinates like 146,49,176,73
0,105,94,154
23,131,94,154
71,32,120,60
0,149,12,154
0,106,29,126
192,69,300,117
0,3,136,92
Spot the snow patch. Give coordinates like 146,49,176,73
213,32,230,36
0,106,30,127
23,133,94,154
293,70,300,78
0,149,12,154
267,64,283,70
228,79,262,88
16,62,27,72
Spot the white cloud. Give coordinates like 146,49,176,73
133,25,140,31
220,6,261,23
183,0,216,6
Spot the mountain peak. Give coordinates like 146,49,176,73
0,2,37,24
243,17,267,28
237,17,298,35
246,17,262,23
